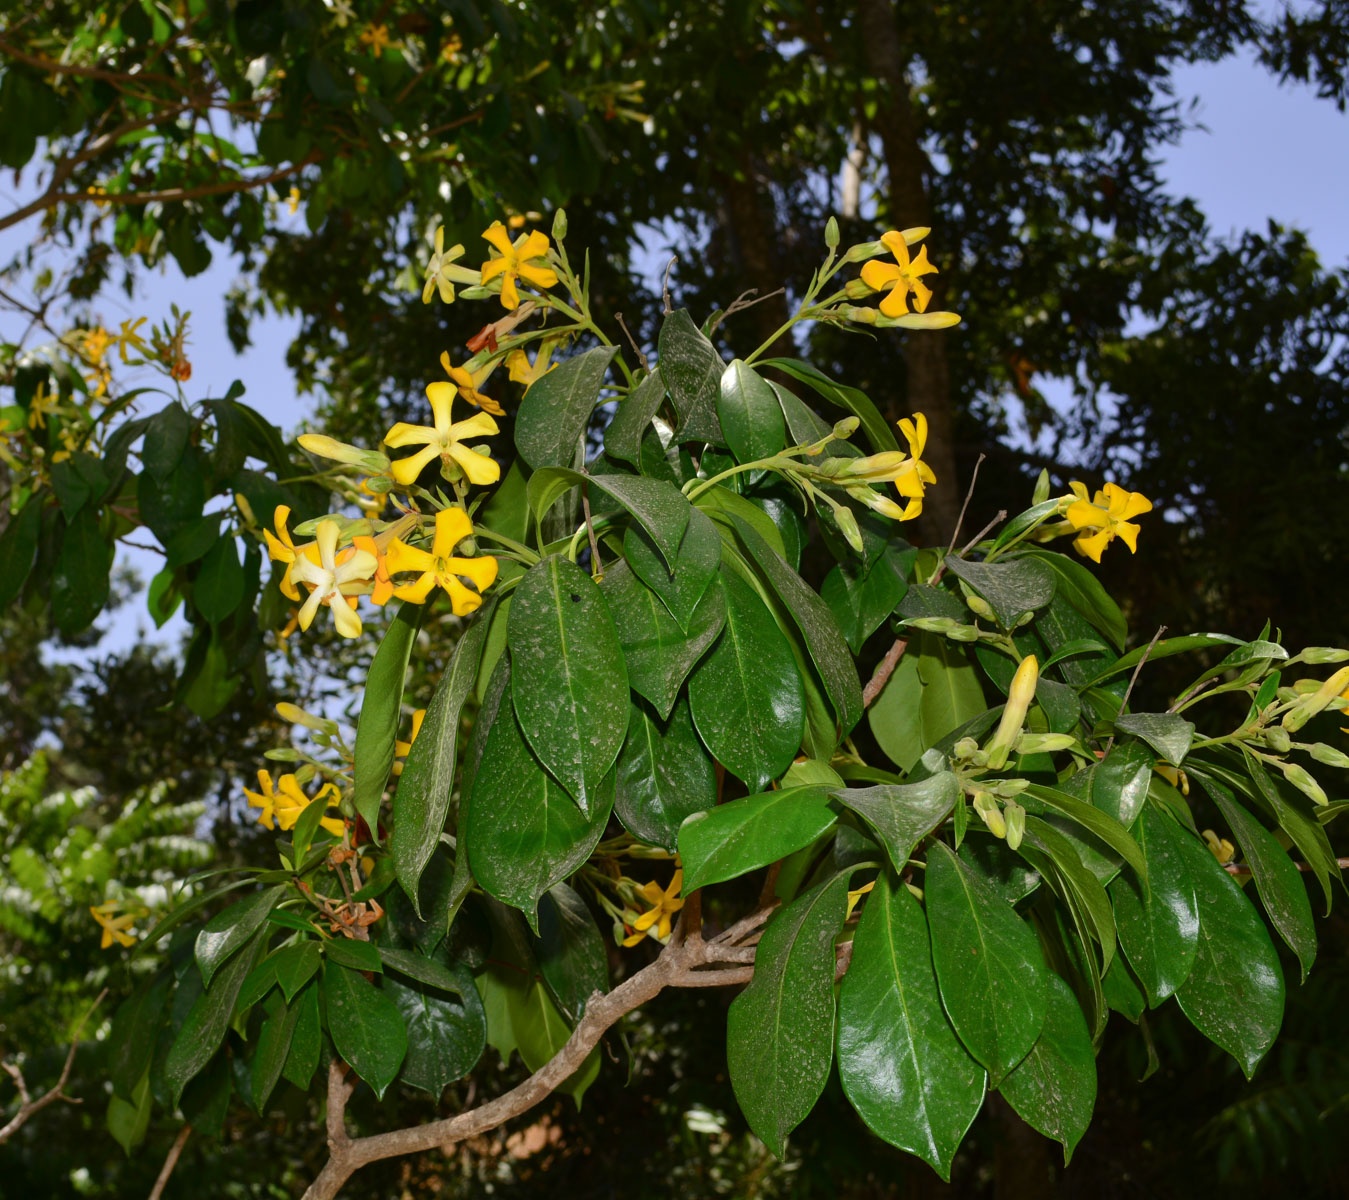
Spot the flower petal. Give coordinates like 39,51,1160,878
447,443,502,486
431,507,475,559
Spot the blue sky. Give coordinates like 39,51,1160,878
2,43,1345,658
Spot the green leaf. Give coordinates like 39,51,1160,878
106,1069,152,1155
830,774,960,876
1020,818,1116,972
1022,785,1146,881
138,449,207,544
323,963,408,1100
271,941,322,1003
837,874,986,1180
943,555,1056,630
1018,549,1127,652
508,556,629,814
1197,773,1316,980
143,403,192,480
281,981,321,1091
1172,824,1285,1078
0,497,42,607
251,991,302,1112
1109,805,1199,1006
179,1050,231,1137
727,870,852,1156
194,886,284,988
820,544,911,656
164,929,263,1103
678,786,839,893
604,367,667,466
324,938,382,973
466,678,614,927
614,695,717,852
717,358,786,466
868,633,986,773
760,358,898,454
1101,953,1146,1022
998,973,1097,1164
659,308,725,444
393,599,494,912
353,601,424,840
732,516,864,738
515,345,618,469
687,568,805,791
528,469,691,571
536,883,609,1022
108,973,171,1100
193,534,244,625
926,841,1048,1084
1237,748,1338,914
1091,741,1154,827
387,964,486,1095
624,505,722,631
379,946,464,995
1082,633,1246,687
1113,712,1195,765
693,483,787,558
602,560,725,719
52,505,111,636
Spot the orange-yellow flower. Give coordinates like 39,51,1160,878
359,23,393,54
90,899,146,949
386,507,498,614
860,229,938,317
288,518,377,638
506,340,559,393
351,534,395,605
383,382,501,487
392,709,427,776
440,351,504,416
1064,481,1153,563
263,504,318,602
479,222,558,310
244,769,345,837
622,869,685,946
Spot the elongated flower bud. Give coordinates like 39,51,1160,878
1281,665,1349,731
298,434,391,475
1262,726,1292,753
986,656,1040,769
1303,647,1349,664
972,790,1007,838
1013,732,1077,755
1281,761,1328,805
1004,801,1026,850
824,216,840,248
1309,742,1349,769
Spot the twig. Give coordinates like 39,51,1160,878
1168,674,1219,713
662,256,678,314
1103,625,1167,757
707,287,788,337
958,510,1007,558
1225,856,1349,876
863,637,908,707
0,988,107,1145
929,453,985,584
147,1125,192,1200
613,313,649,373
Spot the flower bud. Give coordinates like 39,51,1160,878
839,304,879,325
985,656,1040,769
1280,761,1328,805
1309,742,1349,769
903,617,958,633
824,216,840,248
1013,732,1077,755
234,491,256,526
844,276,878,299
294,763,316,786
832,416,860,439
264,748,303,762
1281,666,1349,731
965,594,995,621
833,505,864,555
953,737,980,760
276,702,338,734
972,790,1007,838
1262,726,1292,753
1202,829,1236,864
552,208,568,242
1302,647,1349,664
1004,801,1026,851
947,624,980,642
362,474,396,495
1032,468,1051,506
844,239,888,263
874,310,963,330
991,777,1030,798
298,434,391,475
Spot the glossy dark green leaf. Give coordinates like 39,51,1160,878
831,774,960,875
193,534,244,625
687,568,804,791
1113,712,1195,765
51,505,111,636
760,357,898,453
1173,824,1285,1078
693,483,787,558
379,946,463,995
353,601,423,840
727,871,852,1156
602,560,725,719
820,544,910,655
1101,953,1146,1021
106,1069,152,1155
515,345,618,469
678,786,839,892
1023,784,1146,881
1018,548,1127,651
138,448,207,544
659,308,725,444
194,885,284,988
271,941,322,1003
163,514,222,568
1199,773,1316,979
868,633,986,773
281,981,321,1091
718,358,786,466
837,874,986,1180
508,556,629,814
926,841,1048,1084
323,963,408,1100
604,366,666,466
732,516,864,737
387,963,486,1095
1110,805,1199,1005
143,402,192,480
960,837,1042,905
251,990,301,1112
393,599,494,912
466,681,615,927
998,973,1097,1164
108,972,171,1100
536,883,609,1022
614,695,717,852
944,555,1056,630
1020,817,1116,971
1238,748,1337,914
1082,633,1246,687
624,505,721,630
0,497,42,608
180,1049,230,1137
324,938,382,973
1091,741,1154,827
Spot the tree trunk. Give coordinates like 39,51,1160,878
719,149,795,358
855,0,962,546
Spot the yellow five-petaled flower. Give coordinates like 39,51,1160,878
440,351,504,416
386,507,499,614
860,229,939,317
423,226,466,304
622,869,685,946
1064,481,1153,563
479,222,558,311
90,898,147,949
288,518,377,638
244,769,346,837
384,382,501,487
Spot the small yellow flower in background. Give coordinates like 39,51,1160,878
359,22,393,54
845,879,875,921
287,187,301,214
479,222,558,310
860,229,939,317
288,518,377,637
423,226,466,304
27,382,57,430
245,769,345,837
86,365,112,400
622,868,685,946
326,0,354,27
507,213,527,229
90,898,147,949
440,351,504,416
392,709,427,775
82,325,113,365
1065,481,1153,563
86,185,111,210
1202,828,1236,865
441,34,463,64
506,340,559,393
115,316,149,363
384,382,502,487
1154,762,1190,795
263,504,318,602
51,428,81,464
386,507,499,614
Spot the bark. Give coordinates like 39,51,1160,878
855,0,963,545
719,149,795,357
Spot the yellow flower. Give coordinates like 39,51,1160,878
479,222,558,310
1154,762,1190,795
288,518,378,638
359,22,393,54
50,428,81,464
245,769,345,837
845,879,875,921
90,899,146,950
86,365,112,400
1065,481,1153,563
263,504,318,602
82,325,113,365
327,0,354,27
287,186,301,214
383,382,501,487
440,351,504,416
392,709,427,776
27,382,57,430
115,316,149,364
891,413,937,518
441,34,463,64
859,230,939,318
423,226,466,305
351,533,395,605
505,340,559,393
622,869,685,946
1202,828,1235,865
385,507,498,614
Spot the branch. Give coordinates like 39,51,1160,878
863,637,908,707
302,908,778,1199
147,1124,192,1200
0,988,107,1145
